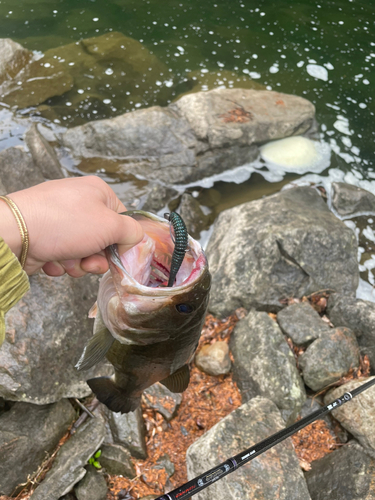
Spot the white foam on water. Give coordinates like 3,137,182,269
260,136,331,175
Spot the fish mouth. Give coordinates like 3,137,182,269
107,211,207,297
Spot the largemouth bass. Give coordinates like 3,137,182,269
76,210,211,414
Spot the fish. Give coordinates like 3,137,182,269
76,210,211,414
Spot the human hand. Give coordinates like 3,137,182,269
0,176,144,277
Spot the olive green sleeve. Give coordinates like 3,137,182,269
0,238,30,346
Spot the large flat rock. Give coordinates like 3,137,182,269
230,310,305,424
0,400,75,496
61,88,315,185
186,396,311,500
206,186,359,317
1,273,113,403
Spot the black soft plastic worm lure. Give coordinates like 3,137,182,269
164,212,188,287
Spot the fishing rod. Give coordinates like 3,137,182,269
155,377,375,500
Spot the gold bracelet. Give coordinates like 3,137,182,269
0,195,29,269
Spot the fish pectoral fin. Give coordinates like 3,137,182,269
160,364,190,393
87,376,140,414
75,327,114,371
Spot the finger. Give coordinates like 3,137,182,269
42,261,66,277
61,259,88,278
80,254,109,274
115,214,144,256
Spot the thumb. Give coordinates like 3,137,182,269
113,213,144,256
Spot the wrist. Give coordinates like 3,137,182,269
0,198,23,259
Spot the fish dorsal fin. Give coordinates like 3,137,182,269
160,364,190,393
88,301,98,318
75,309,114,371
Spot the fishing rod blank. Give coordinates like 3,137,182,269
155,377,375,500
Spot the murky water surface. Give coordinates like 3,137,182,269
1,0,375,291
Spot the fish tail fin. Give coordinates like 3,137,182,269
87,376,140,414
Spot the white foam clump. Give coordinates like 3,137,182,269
260,136,331,175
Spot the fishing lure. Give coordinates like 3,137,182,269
164,212,188,287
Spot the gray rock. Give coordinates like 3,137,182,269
30,415,106,500
25,124,64,180
206,186,358,317
277,302,331,346
331,182,375,217
186,396,311,500
230,310,306,424
74,465,107,500
0,38,32,86
195,341,231,376
99,443,135,477
61,88,315,185
299,397,348,443
305,441,375,500
59,494,77,500
62,106,198,185
178,193,210,239
143,383,182,421
327,293,375,370
324,377,375,458
1,272,113,403
153,454,175,478
107,406,147,459
171,88,315,147
0,399,75,496
141,184,179,213
299,327,360,391
0,146,44,193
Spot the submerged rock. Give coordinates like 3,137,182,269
0,38,32,86
298,327,360,391
230,310,306,424
0,400,75,496
0,33,173,123
305,441,375,500
324,377,375,458
206,186,358,317
186,396,311,500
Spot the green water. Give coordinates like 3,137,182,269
0,0,374,172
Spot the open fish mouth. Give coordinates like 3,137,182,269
107,211,208,297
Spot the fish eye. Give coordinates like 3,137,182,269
176,303,194,314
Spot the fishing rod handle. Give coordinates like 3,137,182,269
155,458,236,500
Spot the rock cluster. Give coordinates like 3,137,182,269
1,33,375,500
